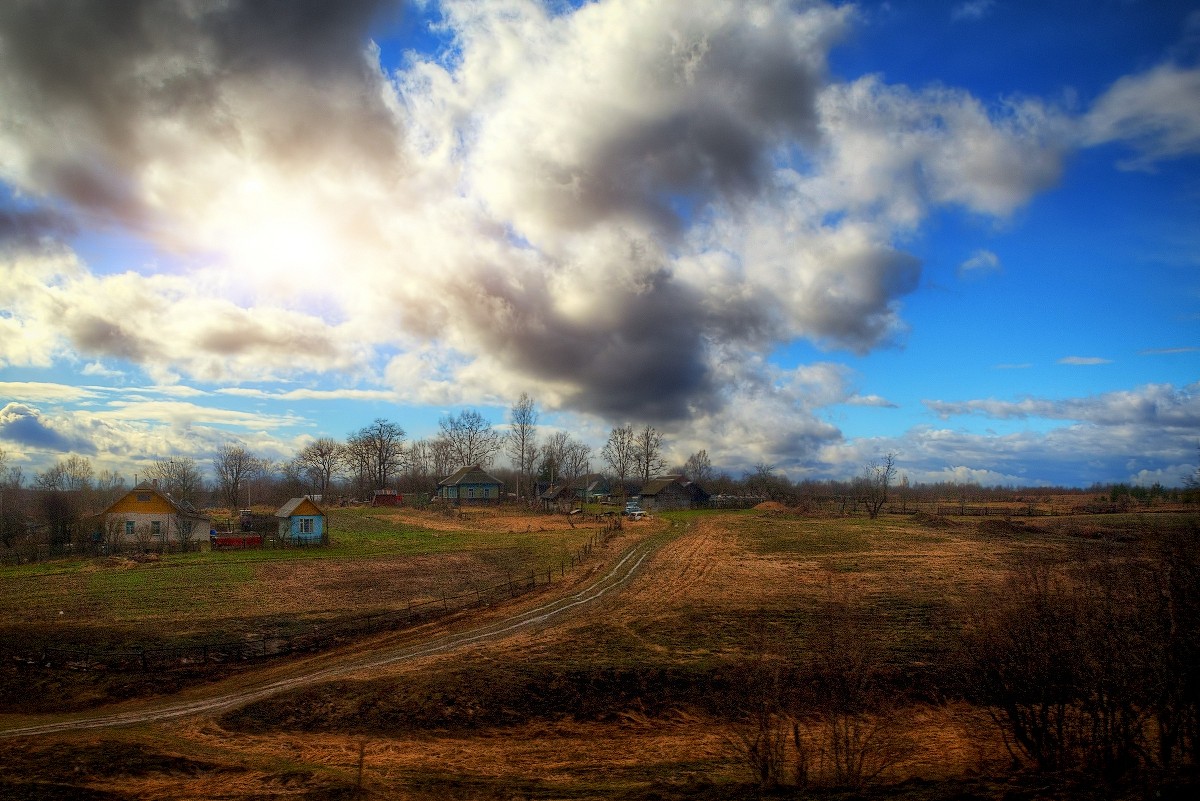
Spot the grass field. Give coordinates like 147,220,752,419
1,505,1197,799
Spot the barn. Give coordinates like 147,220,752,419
638,475,710,512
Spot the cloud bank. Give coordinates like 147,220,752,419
1,0,1198,479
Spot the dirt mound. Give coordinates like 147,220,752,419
910,512,959,529
752,501,789,512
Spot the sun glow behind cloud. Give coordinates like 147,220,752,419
0,0,1198,485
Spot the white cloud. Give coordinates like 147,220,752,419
807,77,1069,226
81,362,125,379
0,382,98,403
952,1,996,22
925,382,1200,428
957,249,1001,278
1083,63,1200,169
1059,356,1112,365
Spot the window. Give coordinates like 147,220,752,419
136,492,152,502
125,521,134,538
151,521,161,538
299,518,314,534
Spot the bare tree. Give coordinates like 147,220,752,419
0,448,28,550
684,449,714,484
633,424,668,484
428,436,456,481
33,457,93,548
564,440,592,489
61,455,94,492
349,419,407,492
439,409,502,469
505,393,539,503
744,462,791,503
602,424,637,498
294,437,345,496
146,456,202,505
213,443,265,511
858,453,897,519
94,469,127,509
538,432,589,507
539,431,573,487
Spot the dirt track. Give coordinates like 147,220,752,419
0,536,661,740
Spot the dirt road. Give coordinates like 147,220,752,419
0,537,661,740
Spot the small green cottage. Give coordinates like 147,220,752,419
275,497,327,545
437,464,504,504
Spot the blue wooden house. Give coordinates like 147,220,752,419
437,464,504,504
275,497,327,545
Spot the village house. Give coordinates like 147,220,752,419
275,497,327,546
437,464,504,504
638,475,710,512
539,473,612,511
98,480,209,550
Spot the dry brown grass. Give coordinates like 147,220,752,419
8,506,1179,799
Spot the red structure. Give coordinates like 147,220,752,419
370,489,402,507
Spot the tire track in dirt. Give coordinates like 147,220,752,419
0,540,660,740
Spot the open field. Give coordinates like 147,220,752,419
1,506,1197,799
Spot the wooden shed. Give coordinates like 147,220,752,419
638,475,710,512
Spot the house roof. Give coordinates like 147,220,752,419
639,475,685,496
572,473,608,491
640,475,709,498
276,497,325,518
540,483,570,500
438,464,503,487
100,480,209,520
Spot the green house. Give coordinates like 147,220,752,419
437,464,504,504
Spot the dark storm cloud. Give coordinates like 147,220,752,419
196,315,338,360
0,0,404,222
65,314,155,362
0,207,75,249
0,403,95,454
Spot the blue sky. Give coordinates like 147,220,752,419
1,0,1198,488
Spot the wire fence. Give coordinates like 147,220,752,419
3,522,622,675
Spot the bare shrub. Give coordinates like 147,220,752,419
726,597,912,792
723,629,799,790
968,532,1200,780
802,597,911,789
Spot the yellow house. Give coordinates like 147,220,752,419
99,480,209,549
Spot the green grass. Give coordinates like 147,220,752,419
0,507,605,642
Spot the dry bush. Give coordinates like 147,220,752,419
967,529,1200,780
725,596,913,792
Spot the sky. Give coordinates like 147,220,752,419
1,0,1198,489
